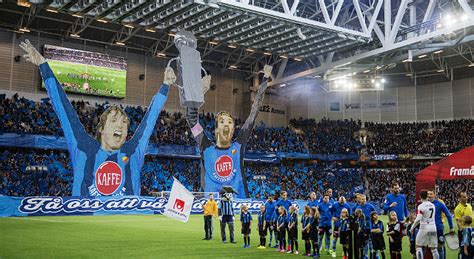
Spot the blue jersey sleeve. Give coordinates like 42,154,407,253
371,204,377,214
39,63,91,152
440,202,454,229
128,84,169,156
383,194,392,213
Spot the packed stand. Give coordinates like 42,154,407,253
2,94,473,155
244,161,364,200
140,157,201,195
246,125,308,153
365,120,474,155
0,94,196,145
436,179,474,210
290,117,362,154
0,149,72,196
1,95,305,153
0,148,201,197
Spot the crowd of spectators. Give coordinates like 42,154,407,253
246,125,308,153
0,149,71,196
436,179,474,210
0,95,307,153
2,147,466,212
140,156,201,195
365,120,474,155
290,117,362,154
1,148,368,201
364,168,417,208
245,161,364,201
1,94,473,156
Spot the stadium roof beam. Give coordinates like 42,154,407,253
124,0,175,24
17,4,40,32
157,5,211,31
270,20,474,86
105,0,150,22
215,0,371,39
269,0,474,85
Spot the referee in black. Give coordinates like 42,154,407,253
219,193,236,244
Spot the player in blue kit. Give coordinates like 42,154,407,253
319,189,335,205
383,183,409,222
307,192,319,208
20,40,171,196
428,190,455,259
184,65,272,198
318,194,334,256
264,195,277,247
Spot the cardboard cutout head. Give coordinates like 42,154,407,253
215,111,235,148
97,106,130,151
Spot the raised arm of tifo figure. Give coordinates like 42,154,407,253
237,64,272,144
20,39,93,156
20,39,172,196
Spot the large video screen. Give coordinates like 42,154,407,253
42,45,127,98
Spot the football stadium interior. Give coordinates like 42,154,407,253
0,0,473,258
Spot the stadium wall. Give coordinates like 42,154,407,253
0,30,257,123
287,78,474,122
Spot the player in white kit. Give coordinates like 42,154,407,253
410,190,439,259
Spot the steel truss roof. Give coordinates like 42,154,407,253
1,0,473,84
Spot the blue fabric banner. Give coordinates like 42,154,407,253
0,196,265,217
0,196,382,217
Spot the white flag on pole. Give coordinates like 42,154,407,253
163,177,195,223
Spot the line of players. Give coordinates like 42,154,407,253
239,186,473,259
254,190,383,258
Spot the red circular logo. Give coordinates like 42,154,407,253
95,161,123,195
215,155,233,178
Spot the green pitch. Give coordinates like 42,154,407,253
0,214,457,258
46,60,126,98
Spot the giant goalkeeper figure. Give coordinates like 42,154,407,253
183,65,273,198
20,40,174,196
